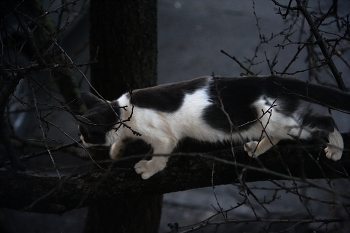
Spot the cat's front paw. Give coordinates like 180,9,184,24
324,146,342,161
134,158,168,179
134,160,152,179
244,141,259,158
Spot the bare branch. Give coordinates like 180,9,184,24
12,0,87,114
295,0,347,91
220,50,256,76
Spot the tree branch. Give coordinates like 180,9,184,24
12,0,87,114
295,0,347,91
220,50,256,76
0,134,349,214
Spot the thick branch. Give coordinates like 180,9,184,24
0,135,349,214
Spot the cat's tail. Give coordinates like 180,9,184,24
271,76,350,114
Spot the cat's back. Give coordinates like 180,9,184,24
130,77,211,112
128,75,301,113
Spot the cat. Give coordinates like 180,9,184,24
77,75,349,179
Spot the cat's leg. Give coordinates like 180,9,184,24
134,139,175,179
324,128,343,161
244,137,280,157
300,115,343,161
109,138,133,160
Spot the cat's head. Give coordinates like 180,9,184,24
77,92,120,148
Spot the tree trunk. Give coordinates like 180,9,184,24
84,1,160,232
89,0,157,100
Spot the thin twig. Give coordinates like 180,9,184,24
220,50,256,76
29,80,61,178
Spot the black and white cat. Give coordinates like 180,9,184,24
77,76,349,179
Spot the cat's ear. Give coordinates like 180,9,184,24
81,92,104,109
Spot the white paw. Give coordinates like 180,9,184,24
244,141,259,158
134,160,151,179
134,160,166,180
324,146,342,161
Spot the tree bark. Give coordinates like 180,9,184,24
0,136,349,214
85,0,159,232
89,0,157,100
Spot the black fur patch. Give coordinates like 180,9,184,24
302,114,336,132
130,77,208,112
204,77,259,133
203,76,301,133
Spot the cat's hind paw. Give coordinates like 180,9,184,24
244,141,259,158
325,129,343,161
324,146,342,161
134,157,168,179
